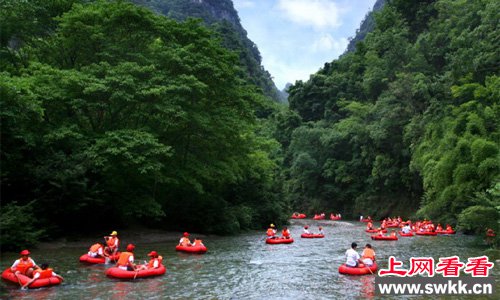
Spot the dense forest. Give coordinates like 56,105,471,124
0,0,498,250
284,0,498,231
0,0,288,249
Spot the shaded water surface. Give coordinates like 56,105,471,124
1,221,498,299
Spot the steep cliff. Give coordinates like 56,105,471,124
132,0,285,102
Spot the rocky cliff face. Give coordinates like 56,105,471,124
131,0,285,103
344,0,386,54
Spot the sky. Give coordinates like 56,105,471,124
232,0,377,90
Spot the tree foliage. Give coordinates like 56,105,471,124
283,0,498,229
0,0,287,248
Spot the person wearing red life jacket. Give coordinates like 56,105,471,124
282,226,291,239
266,224,277,238
116,244,136,271
11,250,39,278
88,243,104,258
137,251,163,270
21,263,63,289
191,238,205,247
179,232,191,246
104,231,119,257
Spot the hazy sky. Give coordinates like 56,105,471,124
233,0,377,89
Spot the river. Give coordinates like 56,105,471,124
1,220,498,299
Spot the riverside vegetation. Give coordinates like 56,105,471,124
0,0,498,250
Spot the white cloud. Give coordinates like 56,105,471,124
277,0,343,30
312,34,348,53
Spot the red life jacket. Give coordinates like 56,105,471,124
33,268,53,279
147,256,163,268
116,252,133,267
14,258,35,274
90,243,103,252
106,237,119,248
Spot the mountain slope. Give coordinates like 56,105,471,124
132,0,286,103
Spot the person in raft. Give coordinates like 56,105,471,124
361,244,376,266
88,243,105,258
191,237,205,247
179,232,191,246
137,251,163,270
401,223,411,234
266,224,277,238
282,226,291,239
21,263,64,289
116,244,137,271
303,225,311,234
11,249,39,278
345,242,363,268
104,231,119,257
318,226,324,235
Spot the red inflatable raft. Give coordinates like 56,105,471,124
79,253,120,264
338,263,377,275
365,229,387,233
330,215,341,221
175,245,207,254
105,265,166,279
415,231,438,236
371,235,398,241
265,237,294,244
291,213,306,219
436,230,456,234
1,269,62,289
398,231,414,237
300,233,324,238
312,215,325,220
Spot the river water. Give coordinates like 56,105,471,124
1,220,498,299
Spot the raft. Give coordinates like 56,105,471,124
385,223,400,228
1,268,62,289
79,253,120,264
338,263,377,275
415,231,438,236
486,233,496,237
105,265,166,279
365,229,387,233
291,214,306,219
436,230,456,234
312,215,325,220
371,235,398,241
265,237,294,244
300,233,324,238
175,245,207,254
330,215,341,221
398,231,414,237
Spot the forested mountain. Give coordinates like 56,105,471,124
131,0,286,103
344,0,386,54
281,0,499,232
0,0,288,249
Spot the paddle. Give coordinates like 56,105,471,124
365,265,374,275
133,269,139,280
